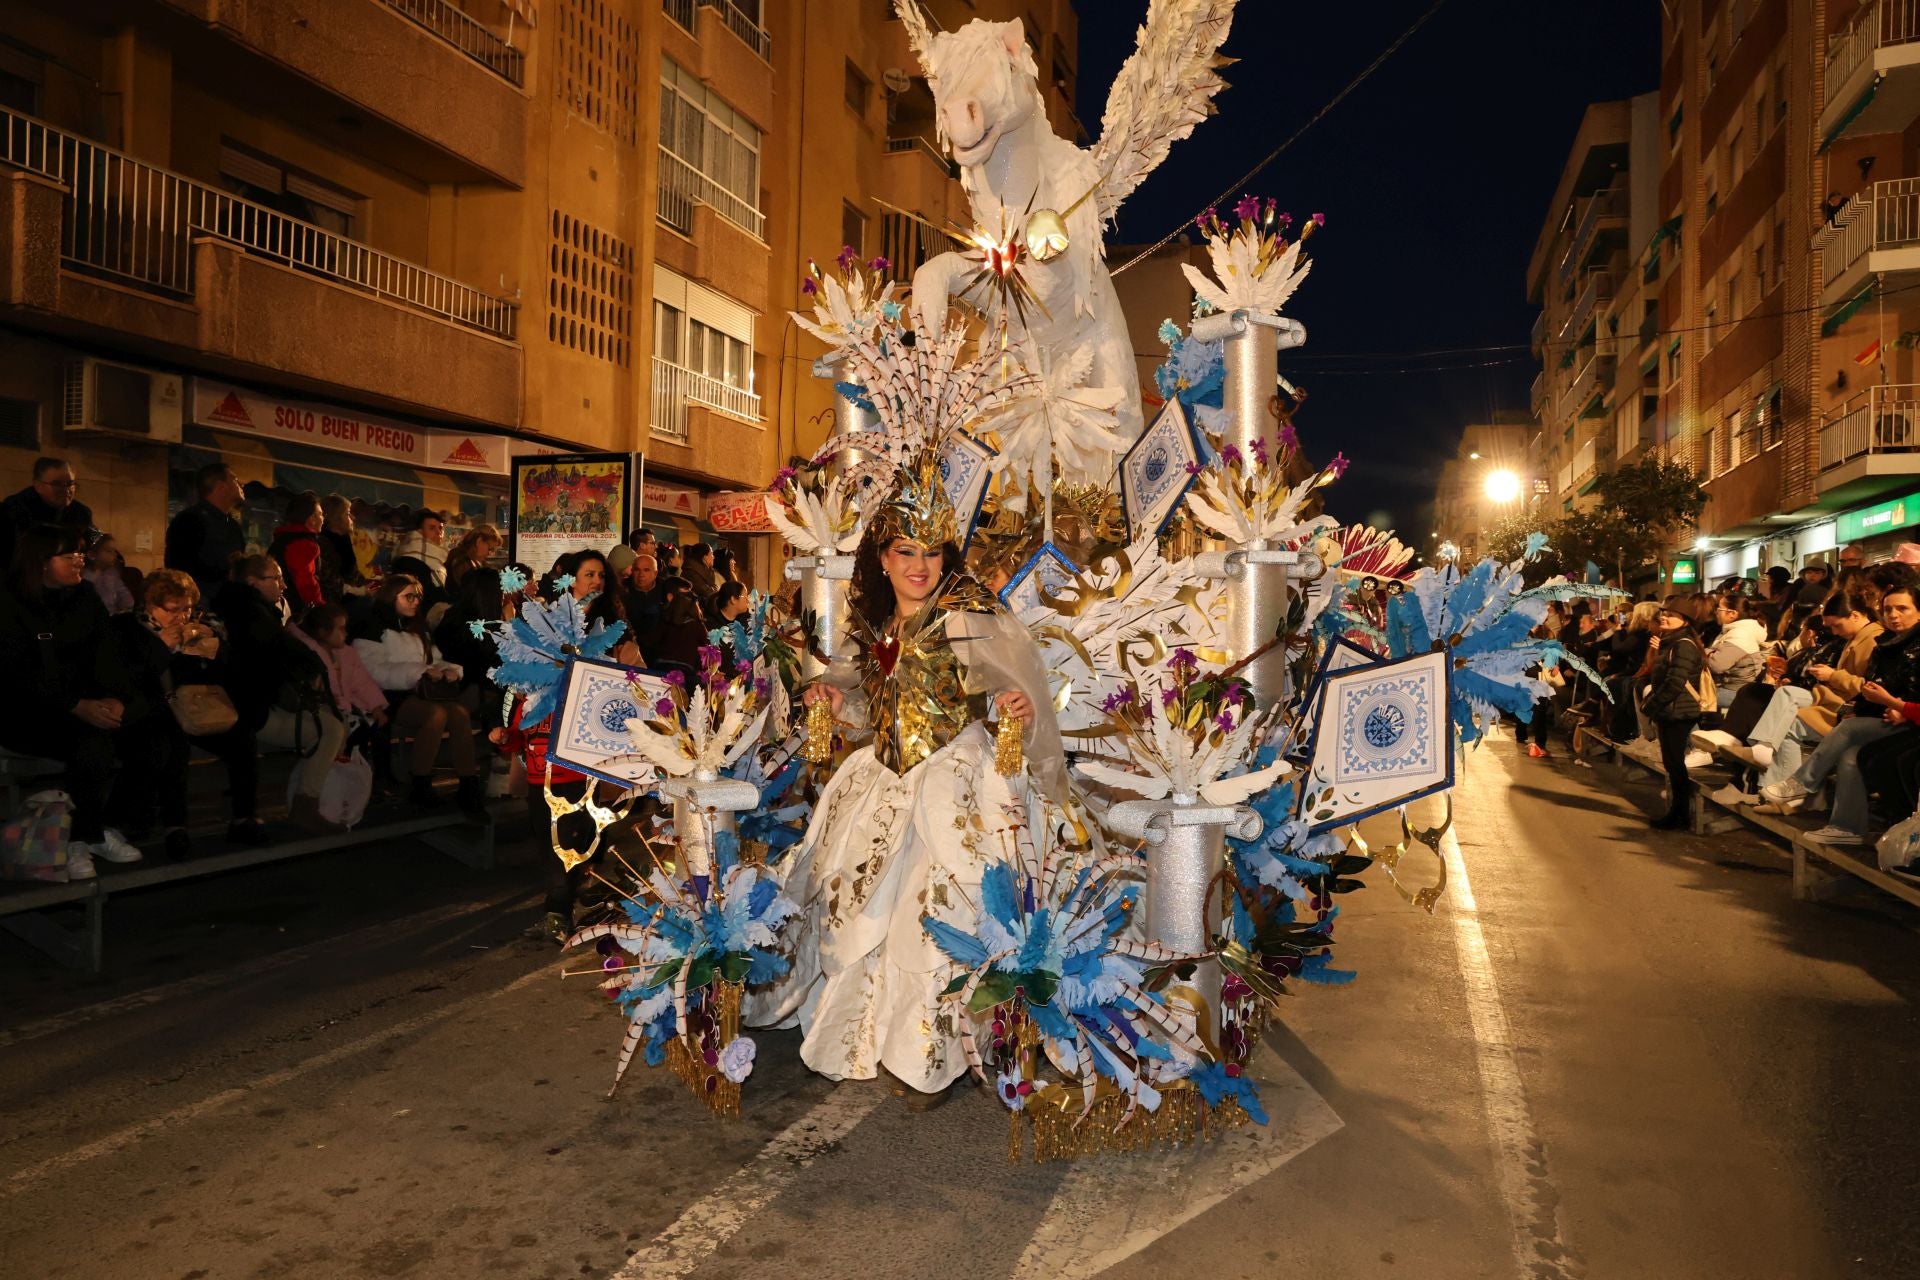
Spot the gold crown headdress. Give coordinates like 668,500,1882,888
867,446,957,549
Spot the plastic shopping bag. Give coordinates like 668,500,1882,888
1876,811,1920,873
0,790,73,882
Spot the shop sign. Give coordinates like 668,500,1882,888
1670,557,1698,585
644,480,704,520
194,378,511,475
707,491,776,533
1837,491,1920,544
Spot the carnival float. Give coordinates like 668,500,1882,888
480,0,1620,1159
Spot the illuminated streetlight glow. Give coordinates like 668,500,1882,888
1468,451,1481,460
1439,540,1461,562
1484,469,1522,504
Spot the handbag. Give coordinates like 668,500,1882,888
0,790,73,882
417,673,462,702
165,675,239,737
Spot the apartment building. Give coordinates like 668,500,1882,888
0,0,1079,576
1432,415,1535,564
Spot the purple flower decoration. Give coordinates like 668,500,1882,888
868,256,891,273
1311,212,1326,227
1185,461,1205,476
1160,686,1181,709
773,466,797,487
1278,422,1300,451
1099,687,1137,714
654,697,676,717
1214,710,1236,733
1220,443,1243,467
697,644,723,669
753,677,772,701
1168,647,1199,674
735,658,753,675
1251,437,1269,466
1276,212,1294,230
800,278,818,296
836,244,858,271
1232,194,1261,223
1262,197,1278,219
1328,452,1351,478
661,670,686,689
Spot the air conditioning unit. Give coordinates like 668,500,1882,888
61,358,184,444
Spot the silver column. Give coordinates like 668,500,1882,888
1146,813,1224,1016
816,354,878,477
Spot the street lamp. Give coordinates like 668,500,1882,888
1439,540,1460,562
1483,469,1522,504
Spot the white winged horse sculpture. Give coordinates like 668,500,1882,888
894,0,1238,486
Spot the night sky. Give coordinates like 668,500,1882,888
1078,0,1661,541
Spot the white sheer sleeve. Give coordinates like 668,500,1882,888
949,608,1069,805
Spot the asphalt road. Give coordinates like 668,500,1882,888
1,738,1916,1280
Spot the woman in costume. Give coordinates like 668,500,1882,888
748,454,1066,1102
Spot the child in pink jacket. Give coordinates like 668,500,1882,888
293,603,389,726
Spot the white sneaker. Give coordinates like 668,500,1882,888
1748,743,1774,767
1805,825,1865,847
1710,784,1755,807
1761,778,1810,806
1684,749,1713,770
62,845,98,880
93,829,143,864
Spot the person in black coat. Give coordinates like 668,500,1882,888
165,463,248,598
433,567,508,730
1642,602,1708,829
0,523,124,858
0,457,97,572
97,569,266,859
650,575,709,677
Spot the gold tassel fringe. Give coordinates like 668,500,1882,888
664,980,744,1118
1009,1081,1250,1163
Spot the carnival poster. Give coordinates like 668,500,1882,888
510,452,638,574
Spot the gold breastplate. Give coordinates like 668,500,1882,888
860,578,996,774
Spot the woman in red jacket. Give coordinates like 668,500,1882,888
267,492,328,614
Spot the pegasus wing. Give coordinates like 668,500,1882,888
1090,0,1240,225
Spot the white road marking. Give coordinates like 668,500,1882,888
0,890,538,1051
1,962,557,1197
1446,750,1583,1280
1010,1047,1343,1280
614,1084,887,1279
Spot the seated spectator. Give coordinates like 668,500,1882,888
83,534,136,616
683,541,718,603
1605,602,1658,740
0,524,135,873
708,581,752,652
712,546,745,592
652,575,708,675
1779,561,1834,641
166,463,247,599
445,523,503,590
1706,595,1771,707
1798,588,1886,737
390,509,449,608
292,603,390,752
0,457,97,572
212,555,349,831
98,569,265,859
1716,599,1867,803
657,542,683,579
352,574,486,818
541,549,641,667
318,495,368,604
434,568,512,727
1762,586,1920,843
268,491,328,615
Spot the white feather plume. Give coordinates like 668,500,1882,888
1091,0,1240,225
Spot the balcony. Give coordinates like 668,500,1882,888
1569,351,1617,418
1819,384,1920,503
1557,187,1630,285
651,357,762,441
155,0,526,185
1814,178,1920,308
649,357,771,487
1530,310,1546,355
0,108,519,426
1820,0,1920,147
1531,370,1550,419
656,146,766,242
1557,268,1615,345
698,0,771,60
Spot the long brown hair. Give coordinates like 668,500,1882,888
850,532,963,628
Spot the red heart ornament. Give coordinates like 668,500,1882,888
873,635,901,676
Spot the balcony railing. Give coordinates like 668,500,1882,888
1559,186,1629,283
656,146,766,241
1531,370,1549,417
1820,177,1920,289
663,0,695,30
651,357,762,441
885,134,959,180
1530,310,1546,353
380,0,525,85
1821,383,1920,470
701,0,771,59
1558,268,1615,343
0,107,516,338
1826,0,1920,112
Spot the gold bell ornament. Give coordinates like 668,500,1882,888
1023,208,1070,263
802,695,836,764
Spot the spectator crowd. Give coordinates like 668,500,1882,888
1526,544,1920,852
0,455,755,886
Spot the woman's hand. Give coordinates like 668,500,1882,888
1647,635,1661,652
1886,707,1908,725
1862,679,1899,708
803,684,844,716
1809,663,1836,683
180,624,220,660
487,727,508,746
73,697,123,730
996,690,1035,727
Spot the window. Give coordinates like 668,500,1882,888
841,201,866,256
218,142,359,236
1726,409,1743,470
845,60,871,117
1705,301,1719,348
0,43,40,115
1726,270,1741,320
0,397,38,450
1753,242,1766,298
659,59,764,234
653,266,755,392
1772,219,1785,289
1704,426,1718,476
